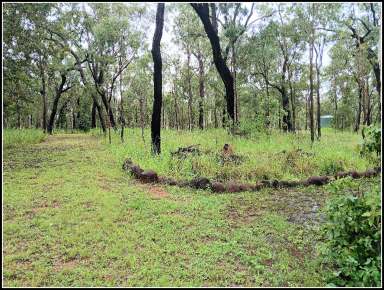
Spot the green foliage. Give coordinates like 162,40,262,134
76,97,92,132
320,179,381,287
319,160,345,175
360,126,381,157
237,117,265,137
3,129,46,148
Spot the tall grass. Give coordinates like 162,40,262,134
96,127,373,183
3,129,46,148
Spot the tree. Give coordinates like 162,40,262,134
191,3,235,124
151,3,165,154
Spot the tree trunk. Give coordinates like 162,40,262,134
264,76,270,128
197,51,205,129
354,77,363,132
280,60,292,132
39,61,47,133
57,99,69,129
372,62,380,96
314,42,324,139
309,9,315,143
316,65,321,138
191,3,235,123
47,74,67,135
281,86,292,132
119,57,125,143
91,101,97,128
333,83,338,130
214,105,218,128
222,106,227,128
210,3,218,34
288,80,296,132
151,3,164,154
172,82,179,130
72,108,76,132
305,94,308,131
16,100,21,129
309,38,315,143
99,88,116,130
363,76,372,126
187,47,194,130
70,48,106,133
231,44,239,124
95,98,106,133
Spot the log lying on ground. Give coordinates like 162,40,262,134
122,158,381,193
171,144,201,156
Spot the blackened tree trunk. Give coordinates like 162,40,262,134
47,74,70,134
99,86,116,129
57,99,70,129
94,98,106,133
91,101,97,128
281,59,292,132
363,76,372,126
73,51,106,133
222,106,227,128
288,74,296,132
210,3,218,33
151,3,164,154
39,59,47,133
191,3,235,123
281,85,292,132
354,76,363,132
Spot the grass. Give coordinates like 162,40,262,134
3,128,380,286
102,127,375,183
3,129,46,149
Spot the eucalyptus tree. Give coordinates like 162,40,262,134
217,3,274,123
173,4,212,130
3,3,54,130
78,3,142,131
191,3,235,125
151,3,165,154
45,54,78,134
343,3,381,97
246,5,303,133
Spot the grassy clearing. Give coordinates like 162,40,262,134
3,129,46,149
3,129,380,287
101,127,374,183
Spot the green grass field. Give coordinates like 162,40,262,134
3,128,380,286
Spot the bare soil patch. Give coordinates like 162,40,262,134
147,186,170,199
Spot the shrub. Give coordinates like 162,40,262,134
320,179,381,287
235,117,265,137
319,159,345,175
360,126,381,157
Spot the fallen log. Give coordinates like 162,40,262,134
122,158,381,193
171,144,201,156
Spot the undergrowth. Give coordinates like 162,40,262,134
3,129,46,148
97,127,374,183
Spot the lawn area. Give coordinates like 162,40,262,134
2,129,380,286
